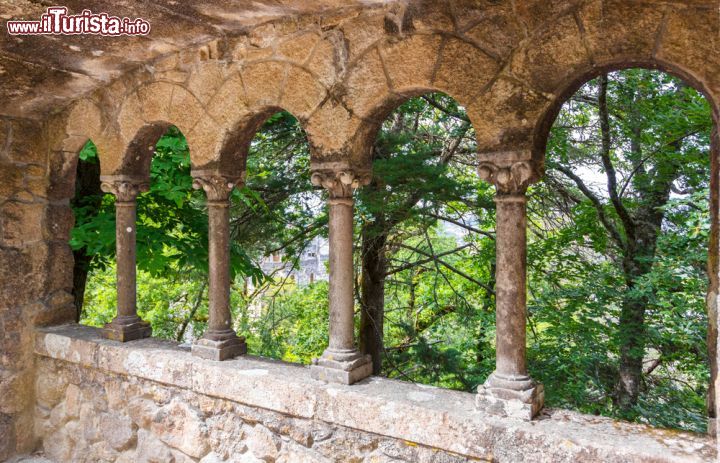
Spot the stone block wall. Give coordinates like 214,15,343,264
0,116,77,460
32,325,715,463
36,358,480,463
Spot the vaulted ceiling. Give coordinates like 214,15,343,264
0,0,388,119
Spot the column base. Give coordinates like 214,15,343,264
476,372,544,420
310,348,372,385
192,329,246,361
709,417,717,437
102,315,152,342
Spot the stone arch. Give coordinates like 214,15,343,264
206,106,312,180
108,122,176,180
472,2,720,173
336,33,496,168
115,81,216,175
348,87,479,169
61,99,104,155
341,33,498,119
335,30,510,170
197,61,327,174
47,99,106,208
531,64,719,432
522,2,720,165
532,61,720,168
237,60,328,119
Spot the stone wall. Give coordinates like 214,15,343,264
0,116,78,460
37,358,478,463
33,325,715,463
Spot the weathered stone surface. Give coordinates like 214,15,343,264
380,34,442,92
432,37,499,102
100,413,136,451
0,201,45,247
458,1,523,60
343,47,390,119
135,429,174,463
246,424,280,461
577,0,664,66
510,13,591,95
656,5,720,100
242,61,286,109
151,397,210,458
32,326,716,462
281,65,328,120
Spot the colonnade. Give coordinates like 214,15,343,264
99,158,544,419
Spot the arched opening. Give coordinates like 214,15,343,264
356,92,490,387
230,110,327,363
533,68,714,432
73,126,223,341
69,140,103,322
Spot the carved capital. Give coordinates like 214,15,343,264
311,169,371,199
192,174,244,202
478,161,535,194
100,178,149,202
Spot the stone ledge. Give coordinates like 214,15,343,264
34,324,716,463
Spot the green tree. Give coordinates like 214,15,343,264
535,69,711,427
357,93,485,374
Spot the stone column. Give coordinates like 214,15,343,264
707,127,719,436
100,176,152,342
310,169,372,384
475,160,544,420
191,172,247,361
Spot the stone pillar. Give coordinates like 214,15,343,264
707,126,719,437
191,172,247,361
310,169,372,384
475,160,544,420
100,176,152,342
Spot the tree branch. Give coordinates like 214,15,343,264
422,211,495,239
598,73,635,242
385,243,472,277
553,164,625,247
421,95,471,122
397,243,494,294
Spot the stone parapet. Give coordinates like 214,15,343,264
34,325,715,463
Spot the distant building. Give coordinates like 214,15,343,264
245,236,329,319
259,236,329,287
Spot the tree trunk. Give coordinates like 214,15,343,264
359,228,388,374
595,73,681,414
616,248,651,414
72,249,93,322
616,218,666,414
70,155,103,321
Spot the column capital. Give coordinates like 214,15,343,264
192,172,245,203
100,176,150,203
311,169,371,199
478,160,536,194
